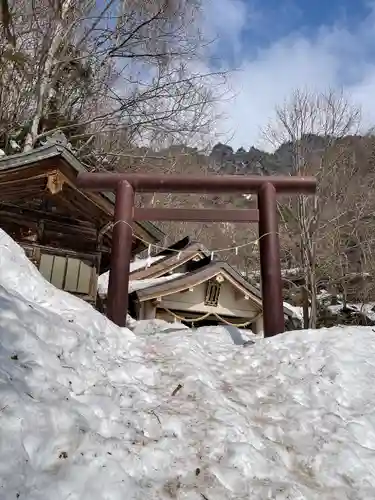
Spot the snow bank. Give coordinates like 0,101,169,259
1,230,375,499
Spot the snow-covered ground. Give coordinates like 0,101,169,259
315,290,375,324
1,230,375,499
330,301,375,322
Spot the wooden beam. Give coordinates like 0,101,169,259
0,208,138,251
21,241,102,261
0,172,48,185
77,172,317,194
133,207,259,223
0,203,94,227
0,209,98,239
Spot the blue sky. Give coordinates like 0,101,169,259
201,0,375,149
240,0,371,51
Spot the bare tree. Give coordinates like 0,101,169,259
264,89,363,328
319,138,375,306
0,0,225,159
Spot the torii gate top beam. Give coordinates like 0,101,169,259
76,172,316,194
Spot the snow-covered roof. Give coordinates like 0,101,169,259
97,256,168,298
134,260,264,305
130,255,165,273
129,273,185,293
130,241,210,280
100,259,299,320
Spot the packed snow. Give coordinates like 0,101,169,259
1,230,375,499
98,272,185,298
321,290,375,323
282,302,304,322
97,255,169,297
130,255,165,272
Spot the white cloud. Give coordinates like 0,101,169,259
204,0,375,150
201,0,255,60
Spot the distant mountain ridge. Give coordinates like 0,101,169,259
209,134,334,175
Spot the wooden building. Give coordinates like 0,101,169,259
129,256,299,332
94,238,296,332
131,260,266,332
0,145,164,305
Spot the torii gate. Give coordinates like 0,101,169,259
76,172,316,337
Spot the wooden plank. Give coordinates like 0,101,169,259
133,207,259,223
55,186,115,227
0,172,48,186
0,210,98,237
0,203,94,227
21,242,101,261
0,183,46,197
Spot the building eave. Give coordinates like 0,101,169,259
0,145,164,244
135,261,262,305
